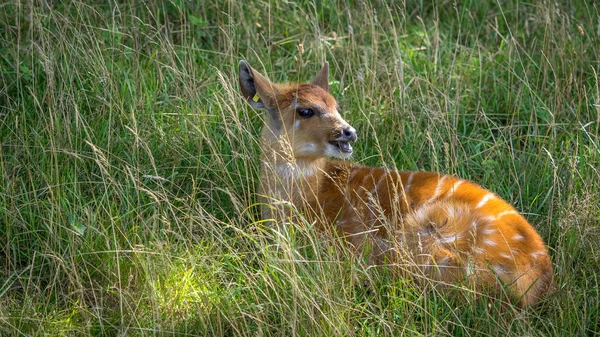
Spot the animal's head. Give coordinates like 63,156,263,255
239,60,357,160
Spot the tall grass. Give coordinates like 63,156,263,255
0,1,599,335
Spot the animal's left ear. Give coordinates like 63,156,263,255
311,61,329,92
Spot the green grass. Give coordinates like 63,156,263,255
1,0,599,335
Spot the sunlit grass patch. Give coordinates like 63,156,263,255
147,247,226,321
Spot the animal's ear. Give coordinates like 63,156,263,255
311,61,329,92
238,60,278,110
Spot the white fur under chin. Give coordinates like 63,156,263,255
276,162,316,179
324,143,353,159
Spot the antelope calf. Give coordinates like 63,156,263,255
238,60,553,307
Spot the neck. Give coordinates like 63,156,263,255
275,158,322,179
260,143,327,186
259,135,328,220
260,123,327,181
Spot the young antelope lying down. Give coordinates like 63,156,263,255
238,60,553,307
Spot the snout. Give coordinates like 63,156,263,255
341,126,357,142
328,125,357,155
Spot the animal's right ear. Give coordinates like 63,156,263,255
311,61,329,92
238,60,278,110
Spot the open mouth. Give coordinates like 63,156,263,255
328,140,353,154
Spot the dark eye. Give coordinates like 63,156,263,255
297,108,315,118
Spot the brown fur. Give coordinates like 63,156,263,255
238,61,553,307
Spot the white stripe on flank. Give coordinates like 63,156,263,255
375,171,388,188
476,193,495,209
445,180,464,199
403,172,416,194
496,210,518,218
371,170,388,195
425,175,446,204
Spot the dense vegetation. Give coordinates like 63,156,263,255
1,1,599,335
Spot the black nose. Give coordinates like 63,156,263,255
342,126,357,142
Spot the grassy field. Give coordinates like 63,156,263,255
1,0,599,335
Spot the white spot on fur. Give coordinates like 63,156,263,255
470,220,479,230
294,120,301,129
445,180,464,199
492,264,507,275
500,253,512,259
483,238,497,246
439,233,461,244
512,234,525,241
412,206,429,223
484,215,497,223
444,204,457,219
482,227,496,235
530,250,547,259
476,193,495,209
473,247,485,254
